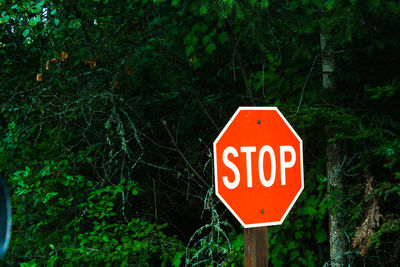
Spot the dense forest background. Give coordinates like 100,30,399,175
1,0,400,266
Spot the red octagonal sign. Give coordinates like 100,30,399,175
213,107,303,228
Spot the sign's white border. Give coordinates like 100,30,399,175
213,107,304,228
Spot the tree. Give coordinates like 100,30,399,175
321,30,347,266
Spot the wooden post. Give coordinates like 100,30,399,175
244,226,268,267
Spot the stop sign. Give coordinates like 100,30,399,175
213,107,303,228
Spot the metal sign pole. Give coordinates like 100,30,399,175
0,178,11,258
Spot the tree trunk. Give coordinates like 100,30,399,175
320,32,347,266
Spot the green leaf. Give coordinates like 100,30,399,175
184,32,198,45
172,251,184,267
68,19,81,29
315,229,327,243
303,206,317,215
22,29,30,37
202,35,211,45
131,188,138,195
185,45,195,56
326,0,336,10
54,18,60,26
261,0,269,8
218,32,229,44
36,0,45,9
205,43,216,54
0,15,10,23
29,16,41,26
287,241,296,250
199,2,208,15
295,231,303,240
192,23,208,33
190,57,201,69
43,192,59,203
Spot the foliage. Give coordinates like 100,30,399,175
1,0,400,266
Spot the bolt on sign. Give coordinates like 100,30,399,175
213,107,304,228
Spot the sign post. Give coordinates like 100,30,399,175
0,178,11,258
213,107,303,266
244,227,268,266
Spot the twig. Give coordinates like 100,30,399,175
288,54,319,118
226,24,257,106
73,3,95,57
162,119,208,188
190,87,220,132
153,178,158,222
